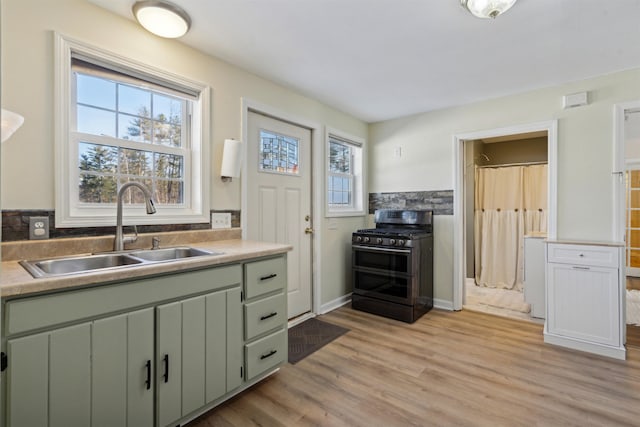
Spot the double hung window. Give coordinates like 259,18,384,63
326,130,365,216
55,35,210,226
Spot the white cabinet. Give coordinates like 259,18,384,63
544,241,625,360
524,236,546,319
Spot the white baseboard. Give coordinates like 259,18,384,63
434,298,454,311
543,331,626,360
319,293,352,314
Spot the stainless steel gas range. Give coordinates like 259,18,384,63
351,209,434,323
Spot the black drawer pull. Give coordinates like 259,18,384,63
163,354,169,383
260,349,277,360
145,360,152,390
260,273,277,281
260,312,278,321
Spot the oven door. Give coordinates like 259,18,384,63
352,245,413,305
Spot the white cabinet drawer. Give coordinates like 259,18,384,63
547,243,619,268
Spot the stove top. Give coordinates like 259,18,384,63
355,227,430,238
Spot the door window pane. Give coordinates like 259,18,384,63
259,130,299,175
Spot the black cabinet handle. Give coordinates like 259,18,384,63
260,349,277,360
145,360,151,390
260,273,277,281
260,312,278,321
163,354,169,383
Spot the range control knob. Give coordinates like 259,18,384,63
389,239,396,245
363,237,370,243
356,236,362,243
397,239,405,246
376,238,383,244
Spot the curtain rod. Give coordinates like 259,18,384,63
478,161,548,169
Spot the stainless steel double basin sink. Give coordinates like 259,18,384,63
20,247,223,278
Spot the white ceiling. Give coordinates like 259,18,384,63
89,0,640,123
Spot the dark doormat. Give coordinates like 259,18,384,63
288,318,349,364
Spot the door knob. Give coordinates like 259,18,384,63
305,227,314,234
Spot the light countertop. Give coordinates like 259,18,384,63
1,238,291,298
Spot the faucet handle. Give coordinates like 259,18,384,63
152,236,160,249
123,225,139,246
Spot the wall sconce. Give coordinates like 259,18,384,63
220,139,243,182
1,109,25,143
132,0,191,39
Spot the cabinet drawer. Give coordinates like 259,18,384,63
244,292,286,340
244,329,286,381
244,256,287,300
547,243,619,268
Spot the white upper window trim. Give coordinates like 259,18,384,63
325,127,366,217
54,33,211,227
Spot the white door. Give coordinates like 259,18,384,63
625,163,640,277
247,111,312,319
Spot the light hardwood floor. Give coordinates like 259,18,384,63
188,307,640,427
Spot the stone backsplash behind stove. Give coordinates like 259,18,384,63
368,190,453,215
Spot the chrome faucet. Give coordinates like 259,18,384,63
114,182,157,251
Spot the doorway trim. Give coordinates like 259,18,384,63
613,100,640,242
240,98,323,316
452,120,558,311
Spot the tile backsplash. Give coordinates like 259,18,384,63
369,190,453,215
1,210,241,242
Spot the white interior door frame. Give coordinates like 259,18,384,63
613,100,640,242
452,120,558,311
241,98,323,315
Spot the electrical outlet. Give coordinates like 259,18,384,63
211,212,232,229
29,216,50,240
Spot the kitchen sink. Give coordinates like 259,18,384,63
20,253,144,278
19,247,223,278
128,247,220,262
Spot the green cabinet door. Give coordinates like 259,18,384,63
226,288,243,391
7,323,92,427
92,308,154,427
156,287,242,427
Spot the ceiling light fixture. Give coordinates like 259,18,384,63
132,0,191,38
460,0,517,19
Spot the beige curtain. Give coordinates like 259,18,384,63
474,164,547,290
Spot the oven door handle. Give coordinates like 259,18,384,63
352,245,411,254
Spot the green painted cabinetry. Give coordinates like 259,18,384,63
2,254,287,427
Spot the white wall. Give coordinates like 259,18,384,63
370,68,640,305
0,0,367,306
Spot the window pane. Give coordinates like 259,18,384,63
153,94,182,123
118,113,151,142
259,130,299,175
79,173,117,203
76,74,115,110
118,177,154,204
155,180,183,204
79,142,118,173
77,105,116,137
329,141,351,174
119,148,152,177
155,153,184,179
153,119,181,147
118,84,151,116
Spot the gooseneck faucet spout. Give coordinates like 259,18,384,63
114,182,157,251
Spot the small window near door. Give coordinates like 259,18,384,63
326,129,365,217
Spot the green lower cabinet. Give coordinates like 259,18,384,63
156,288,243,427
6,309,154,427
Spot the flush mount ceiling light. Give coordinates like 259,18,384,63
460,0,518,19
132,0,191,38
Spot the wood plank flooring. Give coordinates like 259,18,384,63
188,307,640,427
